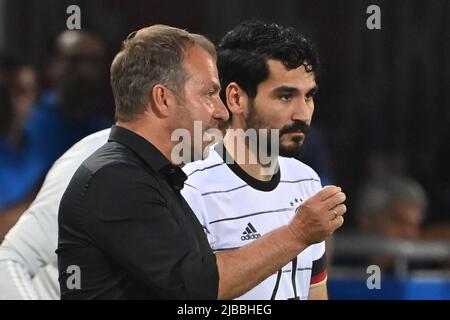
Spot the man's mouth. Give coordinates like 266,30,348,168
283,131,305,138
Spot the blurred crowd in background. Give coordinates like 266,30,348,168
0,0,449,297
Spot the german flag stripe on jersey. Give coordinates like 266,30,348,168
310,253,327,287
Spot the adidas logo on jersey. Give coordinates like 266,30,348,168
241,223,261,241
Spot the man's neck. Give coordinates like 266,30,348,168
223,132,278,182
116,119,174,163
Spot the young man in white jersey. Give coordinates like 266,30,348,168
182,21,341,299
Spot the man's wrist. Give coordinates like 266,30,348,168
284,224,309,252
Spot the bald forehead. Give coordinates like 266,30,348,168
183,45,219,82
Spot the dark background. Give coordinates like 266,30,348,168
1,0,449,227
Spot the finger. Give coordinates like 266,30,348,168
330,215,344,231
333,204,347,216
324,191,346,210
328,204,346,220
315,185,341,201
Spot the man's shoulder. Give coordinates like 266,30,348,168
60,140,143,195
80,141,142,177
183,146,225,184
279,156,321,181
61,141,160,212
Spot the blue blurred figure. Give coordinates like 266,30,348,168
0,31,112,222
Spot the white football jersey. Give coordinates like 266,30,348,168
182,143,327,300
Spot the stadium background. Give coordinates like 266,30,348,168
0,0,449,299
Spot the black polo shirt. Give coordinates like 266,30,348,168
57,125,219,299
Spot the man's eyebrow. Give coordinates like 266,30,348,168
272,85,319,96
272,86,300,95
306,85,319,97
202,79,220,91
212,81,221,91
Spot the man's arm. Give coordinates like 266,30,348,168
308,282,328,300
308,243,328,300
215,185,346,299
0,210,59,300
0,260,37,300
215,225,307,300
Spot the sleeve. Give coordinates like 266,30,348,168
0,260,37,300
0,172,62,299
310,242,327,287
0,212,58,300
181,183,218,247
80,164,218,299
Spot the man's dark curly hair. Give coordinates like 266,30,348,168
217,20,321,118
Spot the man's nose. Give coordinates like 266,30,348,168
213,97,229,122
292,99,312,122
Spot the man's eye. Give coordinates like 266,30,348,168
280,95,292,102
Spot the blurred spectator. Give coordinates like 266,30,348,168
356,175,427,240
10,66,38,141
326,175,423,274
0,52,39,238
334,174,450,275
0,52,38,147
0,30,112,237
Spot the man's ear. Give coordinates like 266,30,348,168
149,84,176,118
225,82,248,117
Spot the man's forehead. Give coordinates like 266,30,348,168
264,59,316,89
184,45,216,67
183,45,219,83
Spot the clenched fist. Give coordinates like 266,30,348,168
288,185,346,246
